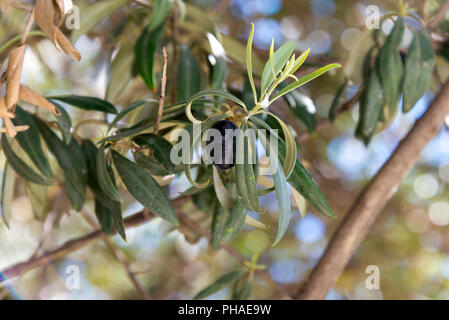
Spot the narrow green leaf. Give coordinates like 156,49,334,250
246,23,258,105
356,67,383,145
221,202,247,243
402,30,435,112
111,150,178,225
328,78,348,122
177,44,201,101
48,95,117,114
106,44,134,103
271,63,341,102
49,100,72,144
210,56,228,90
257,112,297,179
134,152,170,176
135,23,164,90
291,185,307,218
235,122,261,212
100,123,151,143
133,134,175,173
82,140,125,240
232,278,252,300
377,17,404,115
13,106,54,178
261,41,295,94
149,0,173,31
1,135,54,186
259,132,291,245
26,183,50,221
213,167,233,212
34,117,86,210
108,99,157,132
194,270,244,300
1,163,16,228
97,145,122,202
211,204,228,250
251,116,335,219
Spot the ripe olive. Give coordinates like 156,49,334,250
206,120,238,170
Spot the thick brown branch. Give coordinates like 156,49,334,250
296,79,449,299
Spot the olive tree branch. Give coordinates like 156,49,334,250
295,79,449,299
0,197,188,281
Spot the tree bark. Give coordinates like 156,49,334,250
296,79,449,299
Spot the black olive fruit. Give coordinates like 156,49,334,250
206,120,238,170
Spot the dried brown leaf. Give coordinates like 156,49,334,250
5,45,26,111
54,29,81,62
19,85,61,115
35,0,81,61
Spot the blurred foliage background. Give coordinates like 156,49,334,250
1,0,449,300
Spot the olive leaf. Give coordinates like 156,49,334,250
194,270,245,300
26,183,50,221
329,78,348,122
221,201,247,243
13,106,54,179
235,121,261,212
135,23,165,90
402,30,435,112
271,63,341,102
1,163,16,228
177,45,201,102
48,95,117,114
149,0,173,31
377,17,404,115
211,204,228,250
213,166,234,212
34,117,87,211
356,66,384,145
83,140,126,240
97,145,122,202
259,132,291,245
261,41,295,94
49,100,72,145
133,134,175,174
111,150,178,225
1,134,54,186
108,99,158,132
251,116,335,219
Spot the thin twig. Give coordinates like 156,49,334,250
80,211,150,300
154,46,168,134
